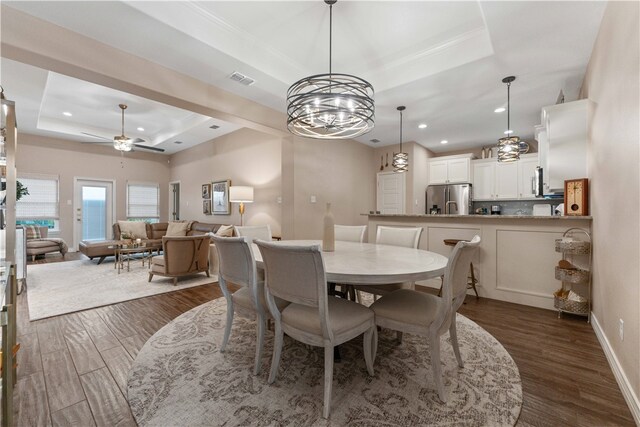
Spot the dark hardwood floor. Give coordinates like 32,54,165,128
16,253,634,426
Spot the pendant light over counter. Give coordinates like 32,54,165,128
286,0,375,139
392,106,408,173
496,76,521,162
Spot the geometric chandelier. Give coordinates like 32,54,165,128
496,76,521,162
286,0,375,139
392,106,408,173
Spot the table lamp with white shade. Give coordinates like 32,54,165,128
229,186,254,226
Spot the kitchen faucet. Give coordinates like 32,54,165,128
445,201,458,214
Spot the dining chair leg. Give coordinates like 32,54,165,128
254,314,266,375
323,345,334,419
363,327,375,376
220,300,234,352
372,326,378,363
268,324,284,384
429,331,447,402
449,316,464,368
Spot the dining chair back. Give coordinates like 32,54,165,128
256,240,376,419
370,235,481,403
235,225,272,242
211,234,268,375
376,226,423,248
334,224,367,243
353,226,424,301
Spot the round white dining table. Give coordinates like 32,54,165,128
252,240,448,285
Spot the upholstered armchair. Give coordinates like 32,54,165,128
148,235,210,285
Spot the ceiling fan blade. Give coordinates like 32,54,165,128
80,132,112,141
81,141,112,145
133,144,165,153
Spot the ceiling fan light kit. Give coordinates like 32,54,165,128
286,0,375,139
392,106,408,173
496,76,522,163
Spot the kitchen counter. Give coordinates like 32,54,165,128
366,213,592,220
366,213,591,311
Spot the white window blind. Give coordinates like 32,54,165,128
127,182,159,218
16,175,59,220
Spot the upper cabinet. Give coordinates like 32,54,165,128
538,99,590,193
472,154,539,201
428,154,473,184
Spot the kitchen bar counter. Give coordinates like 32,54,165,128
366,213,591,311
366,213,592,220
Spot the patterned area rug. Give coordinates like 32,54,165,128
127,298,522,426
27,259,216,320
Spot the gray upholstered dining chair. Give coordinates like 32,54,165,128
334,224,367,243
370,235,481,402
234,224,272,242
353,226,423,300
212,235,288,375
256,240,377,419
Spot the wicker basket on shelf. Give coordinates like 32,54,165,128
555,266,589,283
555,239,591,254
553,295,589,315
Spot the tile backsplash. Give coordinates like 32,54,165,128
473,199,564,215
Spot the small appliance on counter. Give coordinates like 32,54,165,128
533,204,553,216
491,205,501,215
425,183,472,215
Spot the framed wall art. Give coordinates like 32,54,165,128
203,199,212,215
202,183,211,200
212,179,231,215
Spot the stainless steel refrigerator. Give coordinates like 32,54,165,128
425,184,472,215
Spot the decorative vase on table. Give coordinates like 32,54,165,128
323,202,335,252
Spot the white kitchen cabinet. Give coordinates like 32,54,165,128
538,99,589,193
472,154,539,200
518,156,539,199
428,155,472,184
472,162,495,199
495,162,519,200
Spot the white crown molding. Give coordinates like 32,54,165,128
591,313,640,425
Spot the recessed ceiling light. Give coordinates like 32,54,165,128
494,107,506,113
137,127,145,132
63,111,73,117
418,123,428,129
441,140,448,144
504,130,513,135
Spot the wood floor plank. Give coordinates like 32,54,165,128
101,345,134,395
41,350,86,412
16,290,36,337
51,401,96,427
80,314,121,352
37,317,67,354
65,330,106,375
57,312,87,335
17,332,43,378
15,372,52,427
119,334,148,360
80,367,136,427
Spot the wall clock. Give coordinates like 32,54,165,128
564,178,589,216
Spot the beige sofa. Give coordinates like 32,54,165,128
79,221,230,269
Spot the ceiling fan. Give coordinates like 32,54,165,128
82,104,165,152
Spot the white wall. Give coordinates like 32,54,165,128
580,0,640,417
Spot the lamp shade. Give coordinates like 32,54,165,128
229,186,254,203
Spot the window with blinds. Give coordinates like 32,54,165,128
16,175,59,220
127,182,159,220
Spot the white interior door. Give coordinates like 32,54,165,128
74,178,115,248
376,172,406,214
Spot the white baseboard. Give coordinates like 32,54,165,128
591,312,640,425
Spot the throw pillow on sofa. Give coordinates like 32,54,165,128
25,225,42,240
118,221,148,239
215,225,234,237
166,221,190,237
